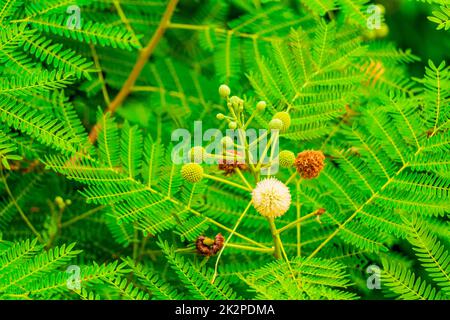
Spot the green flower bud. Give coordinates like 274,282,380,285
269,119,283,130
376,4,385,15
256,101,266,111
216,113,225,120
376,23,389,38
273,111,291,132
219,84,231,98
55,196,64,205
228,121,237,130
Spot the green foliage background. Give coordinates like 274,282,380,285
0,0,448,300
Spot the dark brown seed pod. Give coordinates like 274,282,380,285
195,233,225,256
294,150,325,179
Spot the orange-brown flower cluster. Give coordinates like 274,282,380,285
195,233,225,256
294,150,325,179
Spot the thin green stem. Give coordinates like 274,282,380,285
296,180,301,257
226,243,273,253
248,130,268,148
265,131,279,176
285,171,298,185
61,206,104,228
275,210,319,235
203,173,252,192
255,132,276,171
243,110,257,130
132,223,139,260
267,217,282,259
0,170,43,243
184,206,269,249
206,153,245,162
235,167,253,190
211,201,253,283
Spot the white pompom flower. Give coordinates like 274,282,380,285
252,178,291,218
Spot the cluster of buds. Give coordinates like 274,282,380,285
195,233,225,256
217,84,267,130
181,85,330,261
55,196,72,210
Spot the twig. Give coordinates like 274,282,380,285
88,0,179,143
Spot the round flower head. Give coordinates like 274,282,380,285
181,163,203,183
278,150,295,168
188,146,205,163
252,178,291,218
273,111,291,132
295,150,325,179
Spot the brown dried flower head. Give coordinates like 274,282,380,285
294,150,325,179
195,233,225,256
218,150,247,175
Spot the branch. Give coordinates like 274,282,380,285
88,0,179,143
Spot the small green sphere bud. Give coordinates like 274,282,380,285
278,150,296,168
256,101,266,111
65,199,72,205
219,84,230,98
269,119,283,130
376,23,389,38
221,136,234,147
188,146,205,163
216,113,225,120
273,111,291,132
55,196,64,205
181,163,204,183
376,4,385,15
228,121,237,130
